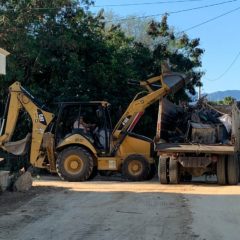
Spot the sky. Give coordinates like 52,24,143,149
90,0,240,94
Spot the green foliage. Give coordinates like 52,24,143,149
0,2,204,137
105,13,204,136
212,96,236,105
223,96,235,105
1,1,144,112
146,17,204,98
106,13,204,98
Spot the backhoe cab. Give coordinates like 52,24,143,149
0,68,188,181
55,102,112,154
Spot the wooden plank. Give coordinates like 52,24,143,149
155,143,234,154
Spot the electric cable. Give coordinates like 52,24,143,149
94,0,216,8
105,0,238,23
205,50,240,81
184,5,240,31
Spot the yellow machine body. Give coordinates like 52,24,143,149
0,68,187,181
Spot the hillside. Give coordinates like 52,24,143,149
206,90,240,101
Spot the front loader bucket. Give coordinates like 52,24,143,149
162,72,190,94
4,133,31,156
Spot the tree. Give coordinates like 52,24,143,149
0,2,204,137
104,11,153,46
105,12,205,97
222,96,235,105
105,13,205,136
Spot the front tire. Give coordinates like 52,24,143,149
56,146,93,182
122,154,149,181
88,166,98,180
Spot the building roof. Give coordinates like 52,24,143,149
0,48,10,56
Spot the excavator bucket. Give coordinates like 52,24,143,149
3,133,31,156
162,72,190,94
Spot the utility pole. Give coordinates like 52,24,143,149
198,80,202,100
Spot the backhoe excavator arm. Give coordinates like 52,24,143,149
0,82,54,167
112,71,189,140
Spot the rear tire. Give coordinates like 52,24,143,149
88,166,98,180
217,155,227,185
122,154,149,181
169,158,180,184
56,146,93,182
227,154,239,185
158,157,169,184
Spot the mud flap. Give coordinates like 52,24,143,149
4,133,31,155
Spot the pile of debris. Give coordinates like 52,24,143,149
0,169,32,192
160,98,233,145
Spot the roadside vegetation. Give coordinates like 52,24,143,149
0,1,204,172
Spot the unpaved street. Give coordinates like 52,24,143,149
0,176,240,240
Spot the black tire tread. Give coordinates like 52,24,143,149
227,154,239,185
169,158,179,184
122,154,150,181
56,146,93,182
158,157,169,184
88,166,98,180
217,155,226,185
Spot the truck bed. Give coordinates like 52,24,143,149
155,142,234,154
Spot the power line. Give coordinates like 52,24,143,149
0,0,227,11
205,50,240,81
0,5,80,12
183,5,240,81
0,0,237,13
94,0,213,8
106,0,238,23
0,0,238,33
184,5,240,31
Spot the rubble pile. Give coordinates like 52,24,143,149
163,99,232,145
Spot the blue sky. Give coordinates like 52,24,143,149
90,0,240,93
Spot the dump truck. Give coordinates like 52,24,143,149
155,98,240,185
0,67,190,181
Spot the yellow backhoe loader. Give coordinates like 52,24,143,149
0,69,188,181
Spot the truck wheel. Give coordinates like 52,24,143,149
217,155,226,185
158,157,169,184
227,154,239,185
56,146,93,182
169,158,180,184
122,154,149,181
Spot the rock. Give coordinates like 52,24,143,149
0,171,10,192
14,171,33,192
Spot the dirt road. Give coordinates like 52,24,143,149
0,176,240,240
